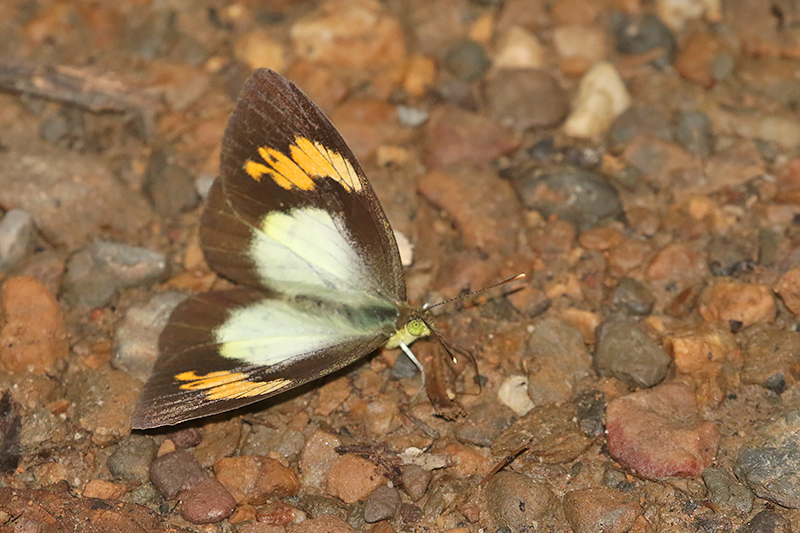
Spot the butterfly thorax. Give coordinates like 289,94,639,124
385,306,432,349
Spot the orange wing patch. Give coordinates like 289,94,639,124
176,370,291,400
243,136,361,193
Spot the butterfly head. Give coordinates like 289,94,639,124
385,308,432,350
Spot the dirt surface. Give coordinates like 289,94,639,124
1,0,800,532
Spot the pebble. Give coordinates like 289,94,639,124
234,29,286,72
666,323,739,409
326,454,385,504
611,278,656,315
739,325,800,390
562,487,640,533
416,167,520,255
493,26,544,69
442,442,491,478
734,410,800,509
142,150,200,216
403,54,436,97
484,471,561,531
608,106,673,148
512,166,624,232
563,62,632,139
0,276,68,374
486,70,569,130
192,418,242,468
497,376,535,416
289,515,356,533
612,13,676,66
492,402,591,463
706,235,757,277
290,0,405,71
111,292,185,381
443,40,490,81
240,420,305,460
0,153,153,249
645,243,708,282
330,99,407,161
575,390,606,437
593,318,671,388
396,106,428,128
702,467,753,516
19,407,67,455
106,434,157,483
674,31,723,88
67,368,138,445
300,430,342,492
423,105,519,169
776,268,800,315
82,479,126,500
214,455,299,505
606,382,719,480
179,477,236,524
149,449,208,500
656,0,722,30
454,402,525,448
699,281,775,328
62,241,168,308
363,485,401,523
0,210,34,272
401,465,431,502
525,317,592,405
736,510,792,533
299,494,345,520
675,111,714,158
552,24,608,63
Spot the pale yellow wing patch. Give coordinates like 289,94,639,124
242,136,361,192
176,370,291,400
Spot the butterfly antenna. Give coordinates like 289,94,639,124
423,273,526,311
428,324,482,396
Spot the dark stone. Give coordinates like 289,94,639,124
612,13,677,67
593,319,671,388
611,278,656,316
149,449,207,500
512,166,624,232
443,40,491,81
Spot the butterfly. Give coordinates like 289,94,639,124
131,68,436,429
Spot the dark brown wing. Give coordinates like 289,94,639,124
131,289,395,429
201,68,406,304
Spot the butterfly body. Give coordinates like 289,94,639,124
132,69,430,429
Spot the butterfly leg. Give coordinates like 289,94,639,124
398,341,426,399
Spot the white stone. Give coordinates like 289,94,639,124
0,209,33,271
498,375,535,416
656,0,722,30
563,61,631,139
493,26,544,70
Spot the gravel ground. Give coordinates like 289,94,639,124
1,0,800,532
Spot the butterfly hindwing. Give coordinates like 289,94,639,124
131,289,397,428
202,69,406,303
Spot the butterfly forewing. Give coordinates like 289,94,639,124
203,69,406,303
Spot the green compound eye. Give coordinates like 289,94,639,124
406,319,428,337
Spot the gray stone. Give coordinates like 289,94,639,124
485,471,562,531
737,510,792,533
112,292,186,380
734,411,800,509
454,401,517,447
512,166,624,232
363,485,401,523
63,241,168,308
702,467,753,516
611,278,656,316
107,434,158,483
675,111,714,159
443,40,490,81
526,317,592,405
0,210,34,272
612,13,676,67
486,70,569,130
594,319,671,388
